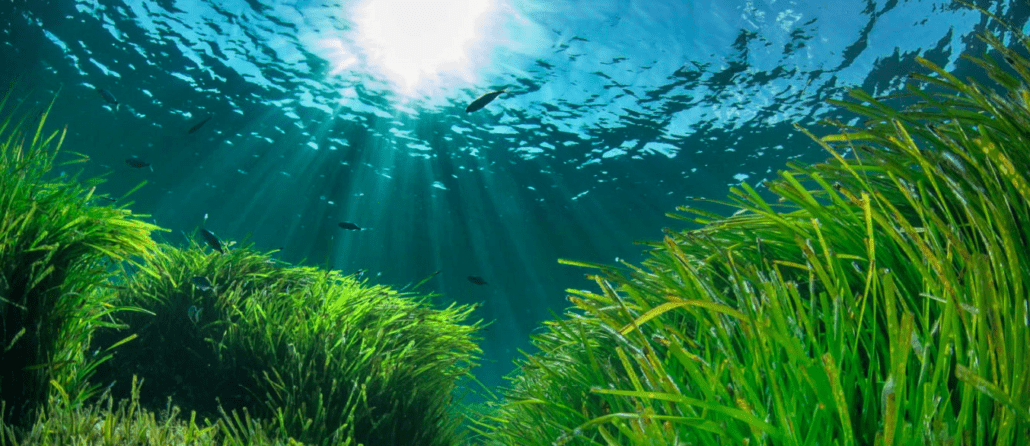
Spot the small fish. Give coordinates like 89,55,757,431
97,88,120,111
125,157,153,171
187,305,203,325
465,89,506,113
467,276,488,285
188,115,212,134
338,222,362,231
190,276,213,291
200,228,224,253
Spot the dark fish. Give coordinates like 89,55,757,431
97,88,120,111
467,276,488,285
187,305,203,325
465,89,506,113
125,157,153,171
188,115,212,134
200,228,224,253
338,222,362,231
190,276,213,291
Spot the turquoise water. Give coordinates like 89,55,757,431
1,0,1026,396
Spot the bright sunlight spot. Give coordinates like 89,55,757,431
356,0,492,91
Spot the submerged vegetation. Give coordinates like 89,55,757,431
480,24,1029,446
90,242,482,445
0,90,483,444
3,6,1030,446
0,90,162,429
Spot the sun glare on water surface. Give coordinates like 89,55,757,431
351,0,492,92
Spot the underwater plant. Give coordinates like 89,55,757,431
1,377,222,445
480,19,1029,446
89,241,483,446
0,89,161,428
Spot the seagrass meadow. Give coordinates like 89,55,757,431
0,90,164,429
473,25,1030,446
1,14,1030,446
0,92,484,444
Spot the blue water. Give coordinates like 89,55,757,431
1,0,1026,396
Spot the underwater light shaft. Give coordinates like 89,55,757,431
353,0,495,90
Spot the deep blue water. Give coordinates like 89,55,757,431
1,0,1026,396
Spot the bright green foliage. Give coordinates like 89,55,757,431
90,242,483,446
482,28,1030,446
1,377,223,445
1,87,483,445
0,90,161,428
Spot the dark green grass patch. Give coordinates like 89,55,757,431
90,242,483,445
0,90,161,428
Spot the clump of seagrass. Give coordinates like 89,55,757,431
91,242,483,446
0,90,161,429
1,377,222,445
481,23,1029,446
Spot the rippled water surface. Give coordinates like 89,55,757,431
2,0,1026,392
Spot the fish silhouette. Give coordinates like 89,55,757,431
125,157,153,171
97,88,120,111
191,276,213,291
187,305,203,325
188,116,212,134
200,228,224,253
465,89,506,113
